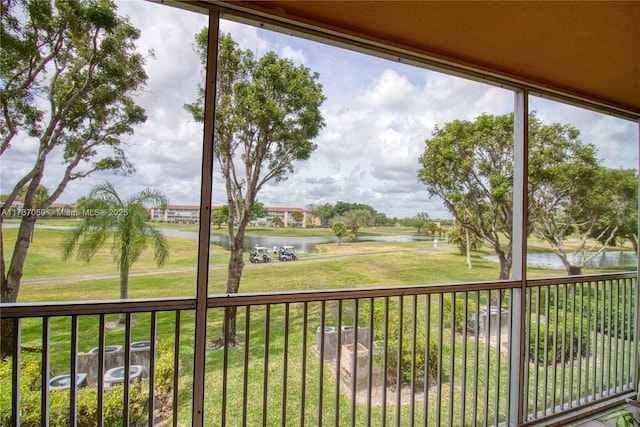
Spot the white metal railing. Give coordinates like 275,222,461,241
1,273,636,426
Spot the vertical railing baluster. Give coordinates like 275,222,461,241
472,291,480,427
560,284,567,410
149,312,157,427
222,308,230,427
436,294,443,427
533,287,541,417
382,297,389,427
576,283,584,405
613,279,620,392
243,306,251,427
461,292,468,427
568,284,576,408
483,291,491,426
282,303,290,427
606,279,613,395
318,301,325,426
396,295,404,427
335,299,343,426
11,319,21,427
592,281,600,401
626,278,633,387
97,314,105,427
423,294,431,427
449,292,455,427
300,302,308,427
599,281,606,398
366,297,375,427
622,277,628,390
494,290,502,427
410,295,418,427
505,289,512,424
71,315,79,427
242,305,251,425
351,299,359,427
523,287,531,420
41,316,50,427
262,305,271,427
173,310,181,427
124,313,132,427
551,285,559,412
542,286,550,415
584,282,596,402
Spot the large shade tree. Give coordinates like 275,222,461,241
62,182,169,322
0,0,150,358
185,31,325,347
406,212,431,234
605,169,638,253
419,112,632,278
418,113,516,279
526,121,628,275
532,164,637,275
333,208,375,240
307,202,335,227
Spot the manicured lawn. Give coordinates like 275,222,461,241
3,223,633,426
2,226,228,280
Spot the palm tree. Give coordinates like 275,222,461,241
63,182,169,323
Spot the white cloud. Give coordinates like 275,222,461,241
360,69,416,110
279,46,306,64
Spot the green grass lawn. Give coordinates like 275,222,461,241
2,223,635,426
2,226,230,280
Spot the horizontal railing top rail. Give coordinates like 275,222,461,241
0,296,198,319
526,271,636,287
1,271,635,319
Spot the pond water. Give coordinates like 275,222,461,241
8,223,435,254
159,228,434,253
484,251,637,270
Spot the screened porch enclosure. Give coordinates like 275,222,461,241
1,1,639,426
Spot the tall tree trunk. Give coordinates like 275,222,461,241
495,249,512,306
118,263,130,325
208,235,245,349
465,228,472,270
224,238,244,345
1,215,37,359
567,265,582,275
494,246,512,281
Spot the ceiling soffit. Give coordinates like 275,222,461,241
200,1,640,121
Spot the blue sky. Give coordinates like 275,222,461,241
2,1,637,219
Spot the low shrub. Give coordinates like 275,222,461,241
364,301,439,387
528,314,588,365
443,295,476,333
0,338,175,426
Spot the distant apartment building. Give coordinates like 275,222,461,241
150,204,312,227
150,205,204,223
263,206,311,228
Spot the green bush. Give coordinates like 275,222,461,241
528,314,588,365
591,282,636,339
0,339,175,426
385,331,439,386
364,301,439,387
443,295,476,333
